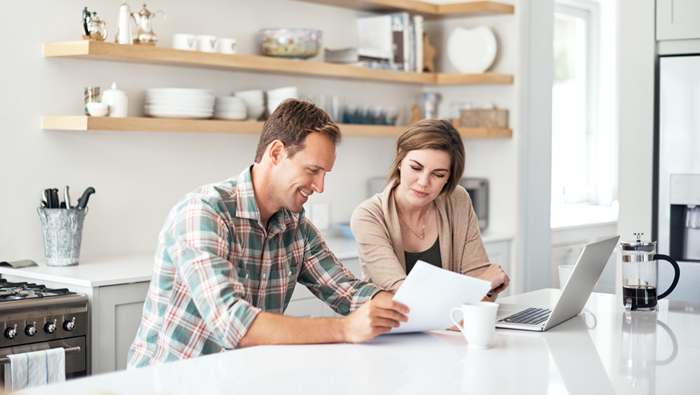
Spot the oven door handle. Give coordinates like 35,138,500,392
0,346,80,364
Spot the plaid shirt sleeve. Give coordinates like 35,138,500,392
165,198,261,350
296,217,382,315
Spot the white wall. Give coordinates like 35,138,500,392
0,0,521,262
617,0,656,245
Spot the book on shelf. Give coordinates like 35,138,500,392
357,12,424,73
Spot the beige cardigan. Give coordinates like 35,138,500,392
350,181,491,293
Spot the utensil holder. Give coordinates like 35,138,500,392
37,208,88,267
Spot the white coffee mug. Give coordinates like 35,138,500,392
172,34,197,51
450,302,499,349
559,265,575,289
196,35,218,53
217,38,237,54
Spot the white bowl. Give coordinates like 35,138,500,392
87,102,109,117
214,111,247,120
234,90,265,100
267,86,298,99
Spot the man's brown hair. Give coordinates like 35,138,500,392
387,119,465,197
254,99,341,162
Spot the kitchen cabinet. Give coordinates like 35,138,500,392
42,0,515,137
95,282,149,373
656,0,700,41
483,237,512,297
551,223,618,294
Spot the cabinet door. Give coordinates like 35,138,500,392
94,282,149,373
551,244,616,293
483,240,512,297
657,0,700,40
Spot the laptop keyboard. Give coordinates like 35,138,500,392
499,307,552,325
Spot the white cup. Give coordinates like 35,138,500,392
173,34,197,51
559,265,575,289
450,302,499,350
217,38,237,54
196,35,218,53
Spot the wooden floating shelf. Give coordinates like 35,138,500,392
293,0,515,18
41,116,512,139
43,41,513,86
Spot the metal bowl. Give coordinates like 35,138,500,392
259,29,322,59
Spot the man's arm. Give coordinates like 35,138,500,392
239,291,408,347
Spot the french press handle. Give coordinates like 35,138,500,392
654,254,680,300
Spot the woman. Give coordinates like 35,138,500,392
350,119,509,298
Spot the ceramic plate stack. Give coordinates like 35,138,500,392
214,96,247,120
144,88,215,119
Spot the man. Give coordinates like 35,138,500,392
128,99,409,368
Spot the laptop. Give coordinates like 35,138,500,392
495,235,620,332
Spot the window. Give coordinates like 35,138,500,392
551,0,618,228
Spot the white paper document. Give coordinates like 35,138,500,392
388,261,492,334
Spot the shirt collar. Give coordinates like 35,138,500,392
235,165,300,232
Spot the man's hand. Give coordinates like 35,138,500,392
476,264,510,293
341,291,409,343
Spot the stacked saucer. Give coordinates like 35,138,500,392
144,88,215,119
214,96,247,120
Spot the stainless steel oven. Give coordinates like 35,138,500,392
459,178,489,230
0,280,88,384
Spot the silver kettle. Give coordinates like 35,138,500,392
82,7,107,41
131,4,166,45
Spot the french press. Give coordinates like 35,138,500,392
619,233,681,311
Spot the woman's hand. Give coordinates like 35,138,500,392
476,264,510,293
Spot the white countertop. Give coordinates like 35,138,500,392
0,234,512,288
17,289,700,394
0,237,359,288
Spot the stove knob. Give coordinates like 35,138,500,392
25,322,37,337
63,317,76,332
45,319,57,334
4,325,17,340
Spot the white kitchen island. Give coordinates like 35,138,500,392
15,289,700,394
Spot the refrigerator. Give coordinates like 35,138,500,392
655,54,700,303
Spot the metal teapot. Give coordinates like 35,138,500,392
82,7,107,41
131,4,165,45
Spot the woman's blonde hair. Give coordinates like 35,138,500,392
387,119,465,197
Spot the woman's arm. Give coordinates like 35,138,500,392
351,202,408,293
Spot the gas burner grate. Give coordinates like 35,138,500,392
0,279,75,302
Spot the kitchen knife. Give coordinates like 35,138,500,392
41,190,47,208
51,189,59,209
76,187,96,209
44,188,55,208
64,186,72,209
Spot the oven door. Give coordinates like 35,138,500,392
0,336,86,383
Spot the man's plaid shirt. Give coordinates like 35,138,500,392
127,166,381,368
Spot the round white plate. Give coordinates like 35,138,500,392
447,26,497,74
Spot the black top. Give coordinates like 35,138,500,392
404,237,442,275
